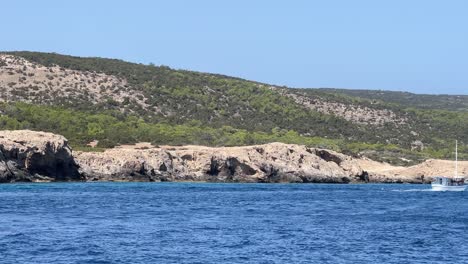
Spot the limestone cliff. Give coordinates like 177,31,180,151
357,158,468,183
75,143,368,183
75,143,468,184
0,130,82,182
1,130,466,184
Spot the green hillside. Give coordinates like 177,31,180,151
0,51,467,164
319,88,468,111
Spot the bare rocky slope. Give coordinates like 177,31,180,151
2,130,466,184
271,87,407,126
0,54,148,110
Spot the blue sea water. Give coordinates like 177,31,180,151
0,183,467,264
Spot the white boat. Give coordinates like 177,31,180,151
431,177,466,191
431,140,466,191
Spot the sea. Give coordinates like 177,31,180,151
0,182,467,264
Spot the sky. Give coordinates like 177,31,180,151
1,0,467,95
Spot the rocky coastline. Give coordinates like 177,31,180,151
0,130,82,183
1,130,466,184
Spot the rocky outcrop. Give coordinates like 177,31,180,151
0,130,82,183
75,143,369,183
357,158,468,184
77,143,468,184
1,130,465,184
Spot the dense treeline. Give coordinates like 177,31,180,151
0,103,465,165
0,102,342,149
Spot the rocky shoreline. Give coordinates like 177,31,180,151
1,130,466,184
0,130,83,183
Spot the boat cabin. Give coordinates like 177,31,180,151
432,176,465,186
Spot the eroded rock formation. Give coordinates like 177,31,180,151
0,130,82,182
357,158,468,184
1,130,466,184
75,143,369,183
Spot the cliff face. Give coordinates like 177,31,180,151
75,143,368,183
0,130,82,183
0,130,464,184
357,158,468,183
77,143,454,184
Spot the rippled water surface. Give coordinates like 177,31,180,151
0,183,467,263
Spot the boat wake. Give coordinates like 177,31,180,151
391,189,438,192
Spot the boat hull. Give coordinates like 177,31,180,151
431,184,467,192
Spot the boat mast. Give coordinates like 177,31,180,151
455,140,458,178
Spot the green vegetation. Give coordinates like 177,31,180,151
320,88,468,112
1,103,465,165
0,51,467,164
0,102,342,149
3,51,374,143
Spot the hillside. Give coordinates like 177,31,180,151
320,88,468,112
0,51,467,165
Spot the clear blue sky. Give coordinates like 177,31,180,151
2,0,467,94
